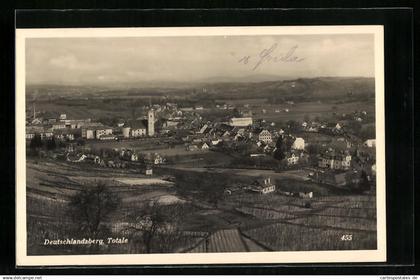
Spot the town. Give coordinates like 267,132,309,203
25,78,378,255
26,96,376,190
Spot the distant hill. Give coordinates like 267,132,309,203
27,77,375,102
198,74,296,84
197,77,375,101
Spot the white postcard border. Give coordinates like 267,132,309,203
15,25,386,266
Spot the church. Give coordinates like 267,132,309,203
122,109,155,138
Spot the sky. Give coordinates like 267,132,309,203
26,34,375,85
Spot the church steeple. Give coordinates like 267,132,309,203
148,109,155,136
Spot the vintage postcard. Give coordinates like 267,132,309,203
15,26,386,266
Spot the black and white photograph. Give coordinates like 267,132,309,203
15,26,386,265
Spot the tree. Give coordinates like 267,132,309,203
286,120,300,132
306,144,320,156
273,136,285,160
124,202,183,253
29,134,43,150
358,170,370,192
232,108,241,118
46,136,57,150
68,182,120,241
77,138,85,146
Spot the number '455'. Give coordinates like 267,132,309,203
341,234,353,241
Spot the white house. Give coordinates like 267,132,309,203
131,127,147,137
154,154,164,165
318,153,352,170
122,127,131,138
96,128,113,139
198,124,208,134
292,137,305,150
258,130,272,144
364,139,376,148
229,117,253,127
251,177,276,194
86,128,95,139
131,153,138,162
200,143,210,150
335,123,342,130
286,153,300,165
371,163,377,176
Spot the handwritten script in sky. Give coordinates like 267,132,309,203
237,44,305,71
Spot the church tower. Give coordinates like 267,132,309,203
148,109,155,136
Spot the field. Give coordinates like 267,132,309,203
232,194,377,251
26,155,376,255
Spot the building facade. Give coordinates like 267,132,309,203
229,117,253,127
258,130,272,143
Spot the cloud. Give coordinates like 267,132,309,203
49,53,108,71
26,34,375,85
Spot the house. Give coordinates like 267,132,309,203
187,144,199,151
335,123,342,130
318,151,352,170
131,153,139,162
234,133,245,141
263,145,273,153
123,120,147,138
94,156,102,164
211,139,222,146
200,143,210,150
163,119,180,128
52,123,66,130
258,129,272,144
95,128,113,139
144,153,164,165
224,184,243,195
25,131,35,140
131,126,147,138
250,178,276,194
313,169,360,187
98,134,116,141
26,126,47,140
222,131,231,138
285,152,300,165
85,128,95,139
307,126,318,132
250,153,266,158
31,118,42,125
371,163,377,176
145,168,153,176
229,117,253,127
292,137,305,150
53,128,79,141
298,192,313,199
198,124,209,134
364,139,376,148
